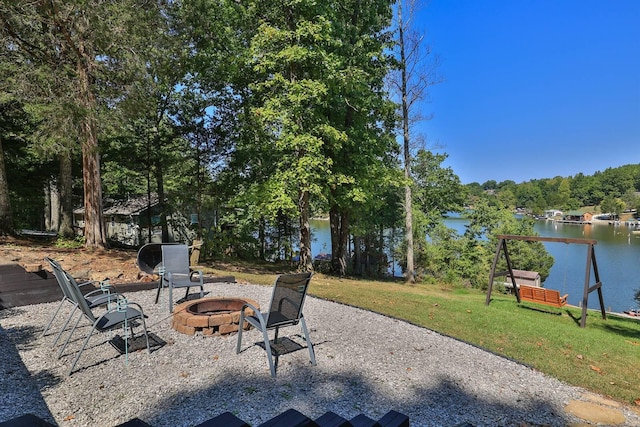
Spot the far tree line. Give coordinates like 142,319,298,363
467,164,640,217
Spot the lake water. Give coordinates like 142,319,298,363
310,218,640,313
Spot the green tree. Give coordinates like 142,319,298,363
496,188,516,210
482,180,497,191
515,182,544,212
600,195,626,218
0,98,25,234
247,0,339,271
405,149,465,281
322,0,396,276
555,178,571,209
1,0,164,247
412,150,465,227
460,200,553,288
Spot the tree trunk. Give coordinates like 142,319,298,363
0,138,13,235
329,205,349,276
44,181,52,231
398,2,415,283
44,180,60,233
298,190,313,272
258,216,265,260
155,156,169,242
352,235,363,275
58,152,74,237
49,180,60,232
78,62,106,248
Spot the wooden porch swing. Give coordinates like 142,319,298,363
485,234,606,327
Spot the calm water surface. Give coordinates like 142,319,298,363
310,218,640,313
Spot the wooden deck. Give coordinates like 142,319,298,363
0,261,235,309
0,263,61,309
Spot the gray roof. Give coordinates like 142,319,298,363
74,194,160,216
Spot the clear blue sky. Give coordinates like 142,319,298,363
416,0,640,184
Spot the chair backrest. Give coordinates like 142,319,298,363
50,260,97,323
161,244,191,275
45,257,75,301
265,272,313,328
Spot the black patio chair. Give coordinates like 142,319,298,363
50,261,150,375
236,272,316,377
43,257,121,347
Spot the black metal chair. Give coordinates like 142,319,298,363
49,260,150,375
43,257,120,347
236,272,316,377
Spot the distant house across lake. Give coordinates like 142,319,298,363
544,209,563,218
562,211,593,223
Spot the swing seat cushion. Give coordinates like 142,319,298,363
519,285,568,308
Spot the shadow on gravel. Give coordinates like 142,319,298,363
0,324,57,425
140,365,571,427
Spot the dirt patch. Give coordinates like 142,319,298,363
0,236,144,284
0,236,288,285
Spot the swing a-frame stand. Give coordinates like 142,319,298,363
485,234,606,328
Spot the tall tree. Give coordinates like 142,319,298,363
323,0,396,276
0,0,162,247
389,0,441,283
0,98,25,234
247,1,340,271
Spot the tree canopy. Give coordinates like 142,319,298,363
1,0,633,286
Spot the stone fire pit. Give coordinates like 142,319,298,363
171,297,259,336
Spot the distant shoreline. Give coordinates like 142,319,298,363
549,217,637,226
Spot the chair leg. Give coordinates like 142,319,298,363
140,316,150,353
58,311,84,359
52,305,78,347
236,316,245,354
300,317,316,366
126,317,151,354
169,284,173,313
154,280,163,304
184,287,191,300
68,324,97,376
42,298,66,337
261,328,276,377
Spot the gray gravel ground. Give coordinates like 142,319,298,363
1,282,639,427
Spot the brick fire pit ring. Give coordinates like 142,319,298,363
171,297,259,336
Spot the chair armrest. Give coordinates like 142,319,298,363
240,302,265,329
77,279,99,287
241,301,260,315
83,287,120,298
122,301,145,315
97,300,146,330
189,269,203,282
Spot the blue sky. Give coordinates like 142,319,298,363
415,0,640,184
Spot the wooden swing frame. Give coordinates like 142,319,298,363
485,234,606,328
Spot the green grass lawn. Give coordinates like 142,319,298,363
206,263,640,405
